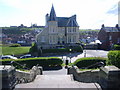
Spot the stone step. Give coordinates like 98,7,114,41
15,75,101,89
33,75,74,82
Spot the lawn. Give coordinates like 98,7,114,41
1,46,30,55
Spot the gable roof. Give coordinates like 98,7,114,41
48,5,79,27
56,17,69,27
102,27,120,32
66,16,79,27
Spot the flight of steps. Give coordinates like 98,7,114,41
15,75,101,89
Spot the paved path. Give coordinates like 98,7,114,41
59,50,108,63
15,75,101,89
43,67,67,75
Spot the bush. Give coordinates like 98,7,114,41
29,43,38,53
114,44,120,50
1,57,63,69
72,45,83,52
9,44,21,47
42,45,83,53
74,57,107,69
108,50,120,68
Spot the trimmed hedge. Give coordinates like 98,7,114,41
42,45,83,53
9,44,21,47
114,44,120,50
1,57,63,69
108,50,120,68
74,57,107,69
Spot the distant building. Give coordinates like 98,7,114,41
98,24,120,49
36,5,79,49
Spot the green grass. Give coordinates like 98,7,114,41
79,68,99,71
1,46,30,55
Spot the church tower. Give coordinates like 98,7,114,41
48,5,58,44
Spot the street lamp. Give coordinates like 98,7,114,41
69,49,72,63
84,44,86,57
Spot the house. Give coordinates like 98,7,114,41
98,24,120,50
36,5,79,49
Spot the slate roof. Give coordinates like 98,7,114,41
102,27,120,32
49,5,57,21
48,5,79,27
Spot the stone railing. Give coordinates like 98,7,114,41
67,66,99,83
68,66,120,89
16,66,43,83
99,66,120,89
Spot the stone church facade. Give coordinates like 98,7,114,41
36,5,79,49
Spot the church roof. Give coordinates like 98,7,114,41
49,5,57,21
56,17,69,27
48,5,79,27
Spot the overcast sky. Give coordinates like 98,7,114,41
0,0,119,29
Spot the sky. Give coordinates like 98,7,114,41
0,0,119,29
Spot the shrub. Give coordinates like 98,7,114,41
1,57,63,69
9,44,21,47
42,48,69,53
74,57,107,69
108,50,120,68
29,43,38,53
113,44,120,50
42,45,83,53
72,45,83,52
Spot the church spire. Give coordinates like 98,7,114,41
49,4,57,21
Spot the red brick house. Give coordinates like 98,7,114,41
98,24,120,50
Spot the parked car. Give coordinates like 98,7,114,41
20,54,34,59
1,55,18,60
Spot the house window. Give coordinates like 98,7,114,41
117,38,120,43
73,27,76,32
41,36,45,42
73,36,76,42
109,35,112,40
68,36,71,43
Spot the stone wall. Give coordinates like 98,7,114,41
68,66,120,89
16,66,43,83
99,66,120,89
67,66,99,83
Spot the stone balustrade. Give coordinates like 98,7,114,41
67,66,120,89
16,66,43,83
67,66,99,83
0,65,16,90
99,66,120,89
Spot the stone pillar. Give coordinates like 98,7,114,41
99,66,120,89
0,65,16,90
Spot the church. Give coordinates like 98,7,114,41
36,5,80,49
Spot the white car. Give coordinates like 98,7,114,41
1,55,18,60
20,54,34,59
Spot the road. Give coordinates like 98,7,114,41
59,50,108,63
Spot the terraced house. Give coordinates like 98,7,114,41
36,5,79,49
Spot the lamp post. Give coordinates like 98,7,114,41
69,49,72,63
84,44,86,57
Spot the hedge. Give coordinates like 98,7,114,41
1,57,63,69
42,45,83,53
114,44,120,50
74,57,107,69
9,44,21,47
108,50,120,68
